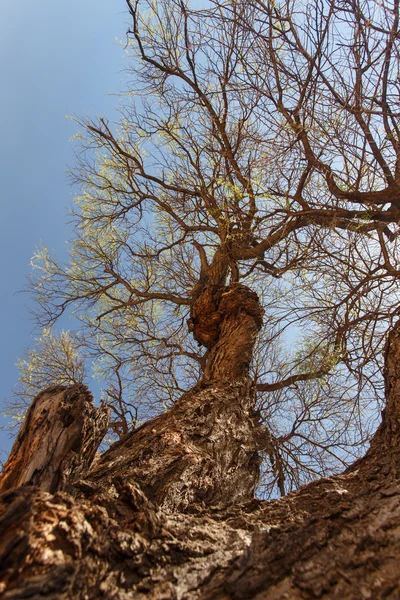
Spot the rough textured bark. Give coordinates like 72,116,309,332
0,384,109,494
80,283,266,510
1,301,400,598
190,283,264,383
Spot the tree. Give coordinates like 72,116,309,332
13,0,399,496
1,0,400,597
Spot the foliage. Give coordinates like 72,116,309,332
6,329,86,426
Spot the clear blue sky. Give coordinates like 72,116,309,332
0,0,126,457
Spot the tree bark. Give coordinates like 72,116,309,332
80,283,266,510
0,384,109,494
1,313,400,598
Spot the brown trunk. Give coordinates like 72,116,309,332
190,283,264,383
0,384,109,494
81,283,265,510
2,310,400,598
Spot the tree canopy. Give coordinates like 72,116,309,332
9,0,400,498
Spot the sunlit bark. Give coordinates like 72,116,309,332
1,323,400,598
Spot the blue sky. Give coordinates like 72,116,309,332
0,0,127,457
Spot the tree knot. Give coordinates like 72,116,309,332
189,283,264,349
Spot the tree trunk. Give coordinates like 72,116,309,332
0,384,109,495
1,308,400,598
76,282,266,510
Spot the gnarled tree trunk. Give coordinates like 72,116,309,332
0,384,109,495
83,282,266,510
1,291,400,598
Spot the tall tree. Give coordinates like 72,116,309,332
10,0,398,496
1,1,400,596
